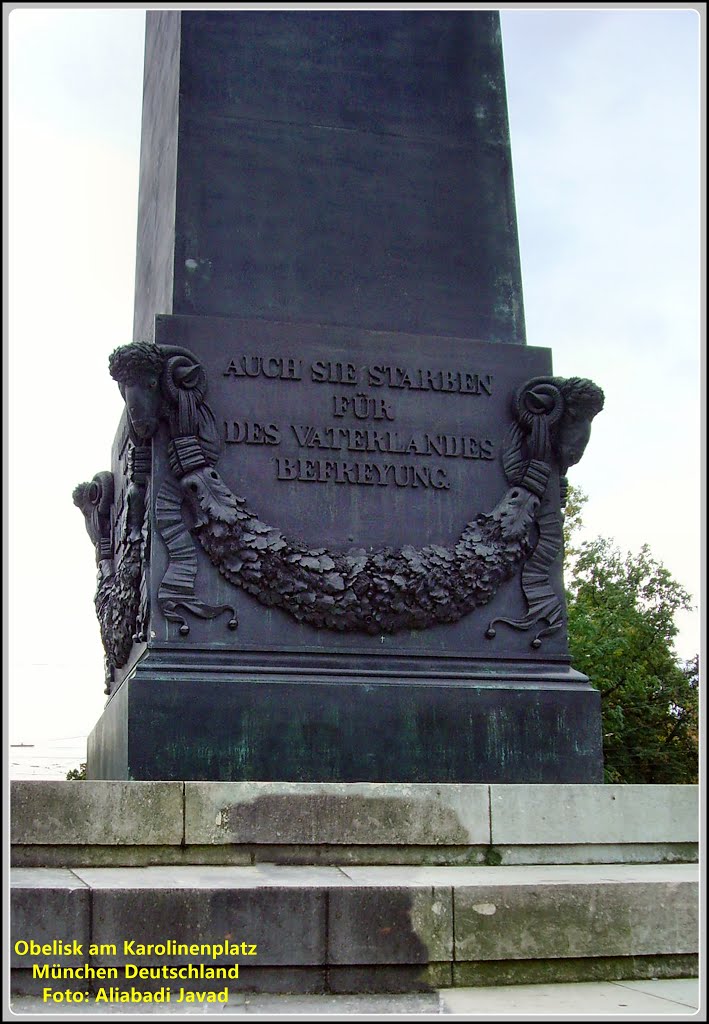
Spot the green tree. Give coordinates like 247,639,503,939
564,489,698,784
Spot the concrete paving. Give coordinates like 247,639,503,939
7,977,701,1018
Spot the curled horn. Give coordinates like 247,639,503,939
158,346,208,441
88,471,115,516
73,472,114,514
73,471,114,560
513,377,564,463
160,351,207,405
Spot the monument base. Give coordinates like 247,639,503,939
88,650,603,782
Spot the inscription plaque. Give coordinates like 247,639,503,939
144,315,563,661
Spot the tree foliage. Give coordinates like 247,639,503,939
564,489,698,784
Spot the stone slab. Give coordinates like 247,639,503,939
11,783,699,867
11,869,90,969
11,866,93,886
337,863,698,884
184,782,490,846
327,963,452,994
73,862,696,888
89,891,326,968
451,953,699,987
489,784,699,845
491,843,699,865
453,870,698,961
328,886,452,964
72,864,350,888
11,782,184,846
70,865,344,968
609,977,700,1005
440,978,700,1015
246,845,488,868
11,844,251,868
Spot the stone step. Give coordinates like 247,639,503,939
11,781,699,867
11,863,698,995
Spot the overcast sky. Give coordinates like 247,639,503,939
6,6,702,746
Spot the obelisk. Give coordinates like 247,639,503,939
133,10,525,344
83,11,605,782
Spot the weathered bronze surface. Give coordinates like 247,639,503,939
77,13,605,781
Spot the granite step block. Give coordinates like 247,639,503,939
12,864,698,985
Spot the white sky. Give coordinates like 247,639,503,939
5,6,703,745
